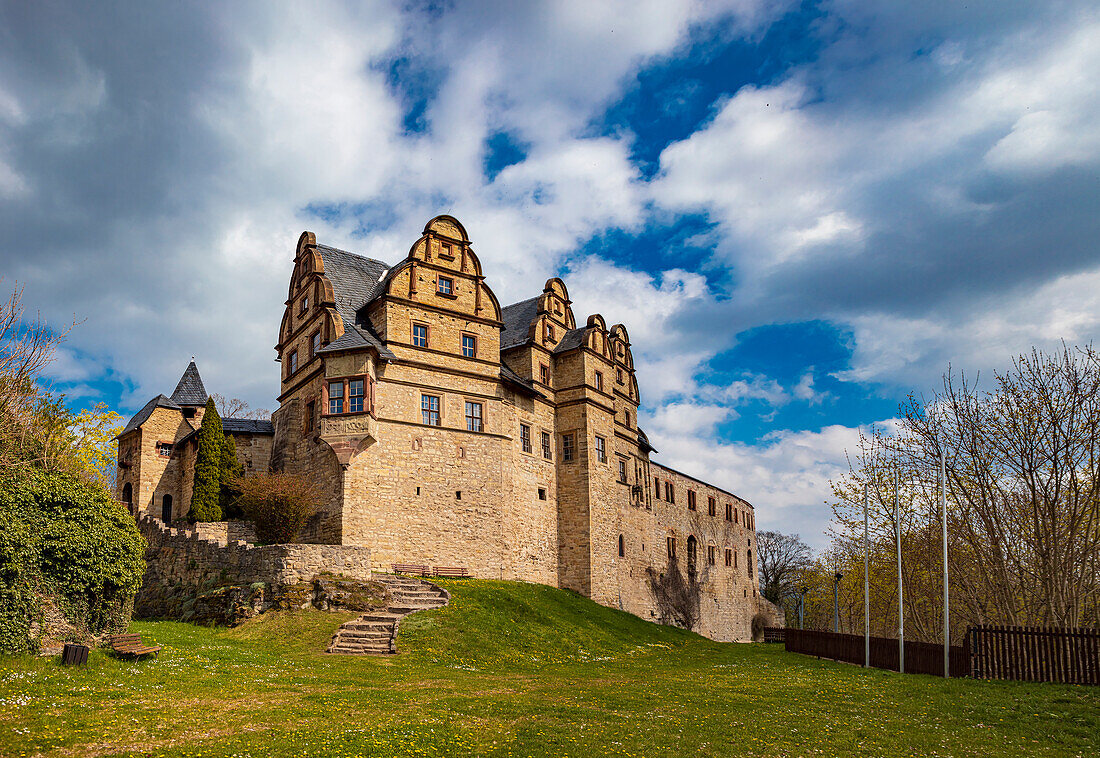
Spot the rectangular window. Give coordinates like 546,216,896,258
440,241,453,258
465,401,483,432
538,487,547,501
625,410,631,427
594,435,607,463
747,550,752,577
421,394,440,426
708,546,716,565
667,536,676,559
539,363,550,385
725,548,733,567
618,459,627,483
541,431,552,460
156,442,172,457
545,322,554,341
708,497,717,517
305,401,315,433
437,275,453,296
328,381,344,414
734,551,738,569
734,509,739,526
311,331,321,358
300,296,309,314
616,368,623,384
288,350,298,375
688,490,697,511
412,323,429,347
520,423,531,453
665,481,674,503
725,502,732,521
654,477,661,499
461,333,477,358
594,371,603,391
562,433,574,462
349,379,364,413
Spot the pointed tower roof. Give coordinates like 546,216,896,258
170,359,208,406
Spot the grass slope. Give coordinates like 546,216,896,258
1,578,1097,757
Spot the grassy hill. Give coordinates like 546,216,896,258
1,578,1098,757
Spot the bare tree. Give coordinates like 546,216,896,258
756,530,812,604
211,393,270,420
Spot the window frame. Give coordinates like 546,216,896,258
665,481,674,503
310,331,321,359
594,434,607,463
437,274,455,297
545,322,554,341
687,489,697,511
304,400,315,434
328,380,344,414
616,367,623,384
156,441,172,458
288,349,298,376
725,502,732,521
618,459,628,483
541,430,553,460
348,378,365,414
465,400,483,432
708,497,717,517
561,432,575,462
654,476,661,499
667,536,676,559
594,371,603,392
412,321,430,348
421,394,441,426
461,332,478,359
439,240,454,259
708,545,716,566
539,362,550,386
519,423,532,454
299,295,309,314
322,374,375,418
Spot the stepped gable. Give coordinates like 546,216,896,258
120,394,181,436
170,360,208,406
312,243,395,359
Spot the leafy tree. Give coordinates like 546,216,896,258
67,403,124,488
233,472,319,544
756,531,812,604
189,398,226,521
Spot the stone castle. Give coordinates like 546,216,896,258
117,215,777,641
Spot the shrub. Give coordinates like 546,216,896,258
232,472,320,544
0,471,146,653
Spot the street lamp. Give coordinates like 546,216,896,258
833,572,843,633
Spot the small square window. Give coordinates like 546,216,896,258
465,401,483,432
594,435,607,463
561,433,574,461
438,276,454,296
421,394,440,426
412,323,429,348
156,442,172,458
520,424,531,454
594,371,603,392
462,333,477,358
328,381,344,414
440,241,454,258
541,431,552,460
537,487,547,501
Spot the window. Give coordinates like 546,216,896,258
734,509,739,525
618,534,625,558
328,381,344,414
538,487,547,501
465,401,483,432
156,441,172,458
747,550,753,577
347,379,364,413
618,459,628,483
545,322,554,341
437,275,454,296
539,363,550,385
562,433,575,461
708,497,716,517
440,241,453,259
520,423,531,453
412,323,429,347
665,481,674,503
725,502,732,521
462,333,477,358
708,545,716,565
305,401,315,433
624,410,630,427
616,368,623,384
667,536,677,559
654,476,661,499
541,431,552,460
311,331,321,358
300,296,309,314
288,350,298,375
594,435,607,463
688,490,697,511
421,394,440,426
594,371,603,391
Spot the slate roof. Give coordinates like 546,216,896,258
500,296,539,350
221,418,275,435
314,244,395,360
170,361,208,406
552,327,585,354
120,394,181,436
500,363,540,395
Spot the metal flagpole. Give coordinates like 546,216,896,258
941,448,949,677
895,469,904,674
864,483,870,668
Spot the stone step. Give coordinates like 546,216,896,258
359,612,403,622
338,630,392,641
343,621,395,631
388,604,445,614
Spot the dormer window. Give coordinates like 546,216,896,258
545,323,554,341
437,276,454,296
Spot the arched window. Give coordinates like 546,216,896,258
687,535,698,577
618,534,625,558
161,494,172,523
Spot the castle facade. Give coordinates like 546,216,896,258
119,216,775,641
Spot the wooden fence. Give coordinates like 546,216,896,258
762,627,785,643
968,625,1100,685
784,628,968,677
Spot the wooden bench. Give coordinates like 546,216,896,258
433,566,469,578
108,633,161,659
392,563,431,576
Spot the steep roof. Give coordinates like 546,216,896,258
170,361,208,406
314,244,395,359
221,418,275,435
552,327,585,354
120,394,181,436
500,296,539,350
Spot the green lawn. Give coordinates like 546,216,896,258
2,579,1097,757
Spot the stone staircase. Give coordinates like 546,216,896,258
326,574,449,655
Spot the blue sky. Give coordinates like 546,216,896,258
2,1,1099,549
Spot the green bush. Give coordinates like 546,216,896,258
233,472,319,544
0,471,146,653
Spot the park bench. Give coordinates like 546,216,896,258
433,566,469,578
108,633,161,659
392,563,431,576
